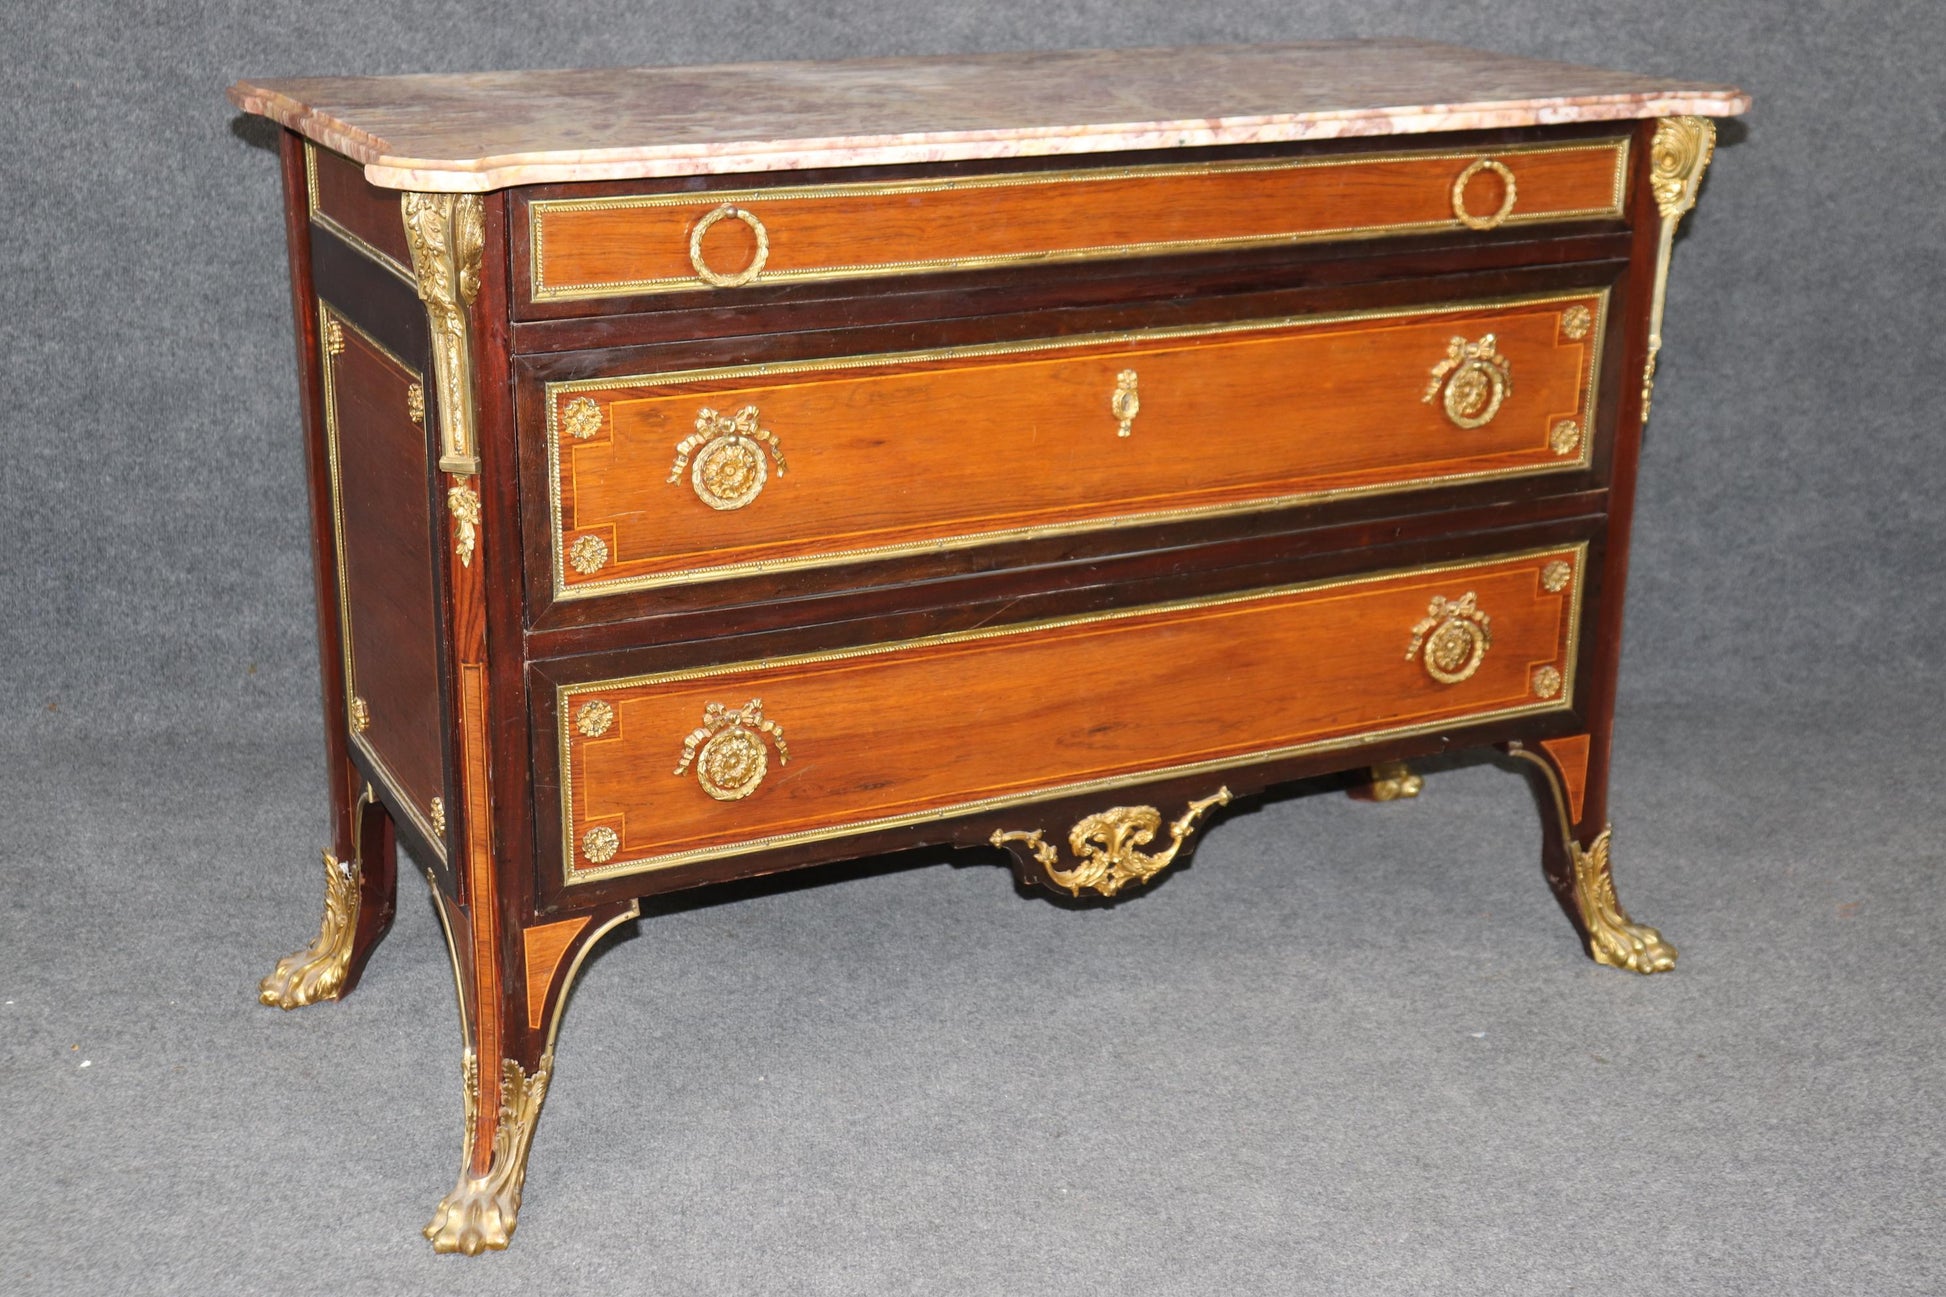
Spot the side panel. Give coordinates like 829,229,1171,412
306,143,416,278
318,303,448,849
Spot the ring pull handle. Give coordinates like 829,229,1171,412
1422,334,1512,429
1406,592,1492,685
1451,157,1518,231
688,204,770,287
674,699,790,802
668,405,787,510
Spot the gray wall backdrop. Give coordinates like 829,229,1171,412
3,2,1943,1294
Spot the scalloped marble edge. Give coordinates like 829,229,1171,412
228,84,1750,193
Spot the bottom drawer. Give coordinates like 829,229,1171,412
558,543,1586,886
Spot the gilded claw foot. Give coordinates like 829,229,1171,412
259,850,359,1009
426,1051,553,1255
1572,827,1677,974
1355,760,1422,802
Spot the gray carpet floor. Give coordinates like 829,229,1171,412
3,690,1940,1294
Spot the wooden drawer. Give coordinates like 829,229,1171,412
556,542,1585,886
543,288,1607,600
526,136,1629,303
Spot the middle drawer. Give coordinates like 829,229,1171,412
541,287,1607,602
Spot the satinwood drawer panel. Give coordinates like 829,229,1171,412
556,543,1585,885
543,288,1605,600
526,136,1629,303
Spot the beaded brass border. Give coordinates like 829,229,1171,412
304,142,416,285
545,287,1608,600
529,136,1630,301
558,541,1587,885
317,301,447,861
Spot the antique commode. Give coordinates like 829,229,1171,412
228,42,1745,1252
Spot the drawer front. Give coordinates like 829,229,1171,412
527,137,1629,302
558,543,1585,885
545,289,1606,599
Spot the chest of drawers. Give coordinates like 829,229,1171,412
229,40,1745,1253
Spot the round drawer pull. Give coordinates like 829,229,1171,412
1407,591,1493,685
1451,157,1518,230
668,405,788,510
675,699,791,802
1423,334,1513,430
688,204,770,287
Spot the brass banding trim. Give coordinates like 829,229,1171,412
318,301,446,862
546,287,1608,600
529,137,1631,301
559,541,1586,885
304,142,416,285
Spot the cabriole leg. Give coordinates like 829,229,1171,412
260,780,399,1007
1505,737,1674,974
423,883,637,1254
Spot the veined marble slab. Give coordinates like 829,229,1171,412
229,40,1748,193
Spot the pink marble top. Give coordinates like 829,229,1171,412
228,40,1748,193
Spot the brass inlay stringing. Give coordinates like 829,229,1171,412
402,192,485,475
1503,747,1676,975
568,535,609,575
1365,760,1424,802
1423,334,1512,429
581,826,620,864
562,396,603,441
430,797,447,836
407,383,426,425
1641,117,1717,424
1549,419,1582,457
993,788,1232,898
1560,305,1594,340
1408,592,1492,685
447,484,481,568
350,695,371,733
425,1050,554,1255
324,319,345,356
559,543,1587,885
1450,157,1518,230
687,203,771,287
676,699,790,802
1532,666,1563,699
1111,369,1140,437
259,785,379,1009
575,700,614,738
547,288,1608,599
667,406,787,512
1540,560,1573,593
530,138,1630,301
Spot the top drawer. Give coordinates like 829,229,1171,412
524,136,1630,305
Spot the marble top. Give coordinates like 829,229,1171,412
229,40,1748,193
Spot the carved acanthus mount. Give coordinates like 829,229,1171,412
402,192,486,475
992,788,1232,897
259,849,360,1009
1641,117,1718,425
1571,827,1677,974
424,1050,554,1254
